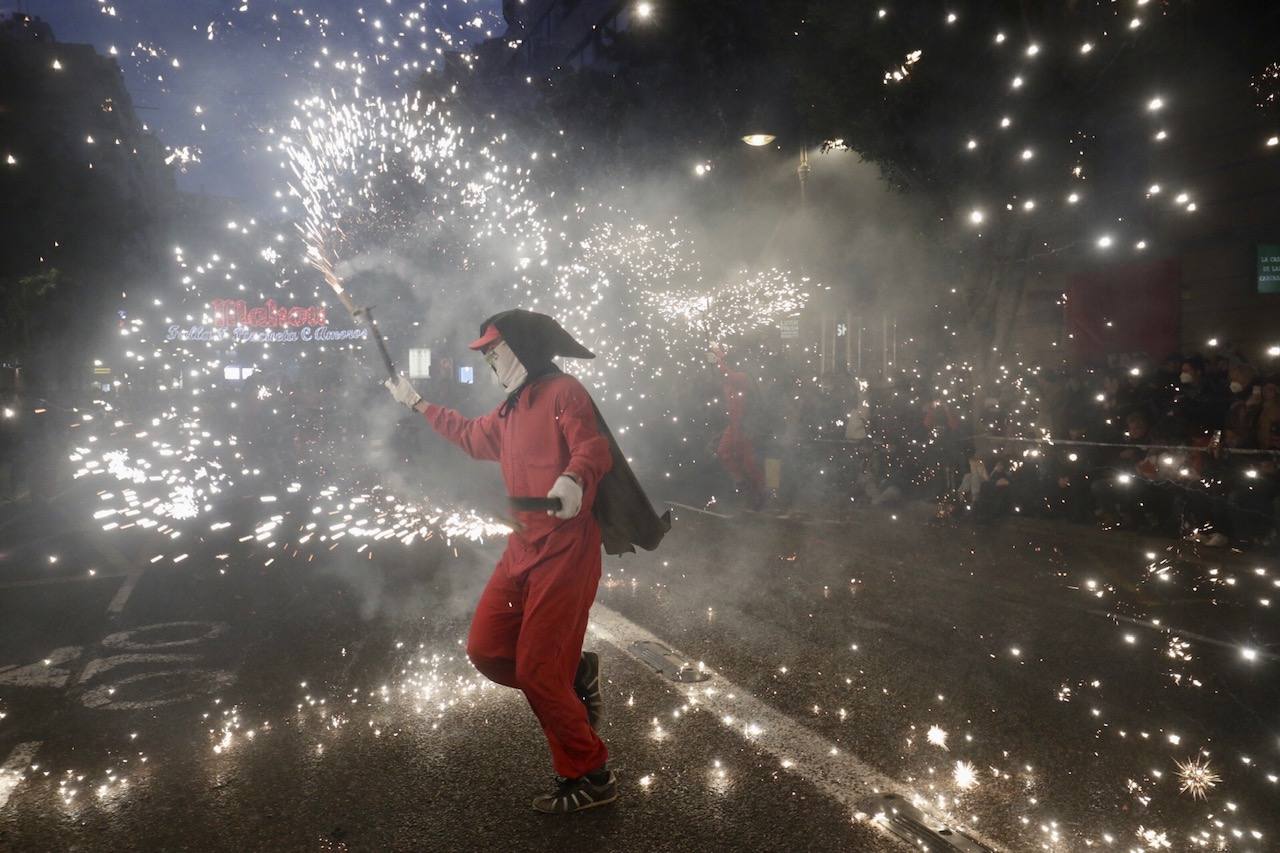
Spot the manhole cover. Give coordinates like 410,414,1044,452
859,793,995,852
627,640,710,683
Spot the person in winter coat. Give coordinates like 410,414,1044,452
384,309,622,814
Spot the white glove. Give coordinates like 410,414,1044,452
384,376,422,410
547,474,583,519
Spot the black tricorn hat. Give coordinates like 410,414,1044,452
468,309,594,367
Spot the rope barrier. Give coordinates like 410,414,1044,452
972,434,1280,457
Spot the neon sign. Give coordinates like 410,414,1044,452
164,298,367,344
211,299,327,329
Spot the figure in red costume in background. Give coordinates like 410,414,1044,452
385,309,668,814
710,346,765,508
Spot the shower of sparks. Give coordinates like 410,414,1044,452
646,268,809,347
76,36,813,574
1175,756,1221,801
19,2,1275,850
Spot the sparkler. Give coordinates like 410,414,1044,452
308,247,396,380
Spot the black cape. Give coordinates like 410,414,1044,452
587,399,672,556
480,309,672,556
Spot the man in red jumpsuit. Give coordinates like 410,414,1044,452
711,347,765,508
384,309,617,813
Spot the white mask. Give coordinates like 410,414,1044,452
484,340,527,392
1230,381,1244,394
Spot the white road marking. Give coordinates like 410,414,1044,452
0,622,234,713
588,603,1001,851
80,668,236,711
0,741,41,809
0,646,81,689
77,653,198,685
73,622,235,709
100,621,227,651
106,569,145,616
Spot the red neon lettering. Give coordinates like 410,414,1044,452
210,298,329,329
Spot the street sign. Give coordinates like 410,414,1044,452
408,348,432,379
1258,244,1280,293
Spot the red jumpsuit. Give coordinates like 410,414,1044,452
422,372,613,779
713,353,764,498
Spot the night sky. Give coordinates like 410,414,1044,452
15,0,503,201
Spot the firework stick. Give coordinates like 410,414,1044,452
508,497,563,513
313,251,398,380
353,305,397,380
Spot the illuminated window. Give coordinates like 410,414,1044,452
408,348,432,379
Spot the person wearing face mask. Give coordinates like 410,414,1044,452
1226,361,1256,399
1223,363,1261,449
1172,355,1230,437
384,309,668,814
1178,360,1200,388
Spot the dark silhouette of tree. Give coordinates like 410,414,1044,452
0,268,60,365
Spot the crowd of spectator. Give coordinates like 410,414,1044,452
715,348,1280,552
4,342,1277,555
960,351,1280,549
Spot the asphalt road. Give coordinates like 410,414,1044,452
0,485,1275,852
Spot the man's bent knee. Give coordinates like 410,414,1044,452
515,655,567,701
468,648,519,688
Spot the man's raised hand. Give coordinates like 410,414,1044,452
385,375,423,410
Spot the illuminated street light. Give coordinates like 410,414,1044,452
635,2,654,20
741,133,776,147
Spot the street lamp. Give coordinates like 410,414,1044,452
635,2,654,20
740,132,807,207
739,134,841,369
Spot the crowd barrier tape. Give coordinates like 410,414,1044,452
810,435,1280,457
972,434,1280,457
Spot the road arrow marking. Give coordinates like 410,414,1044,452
0,741,41,809
0,647,81,689
106,569,145,616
